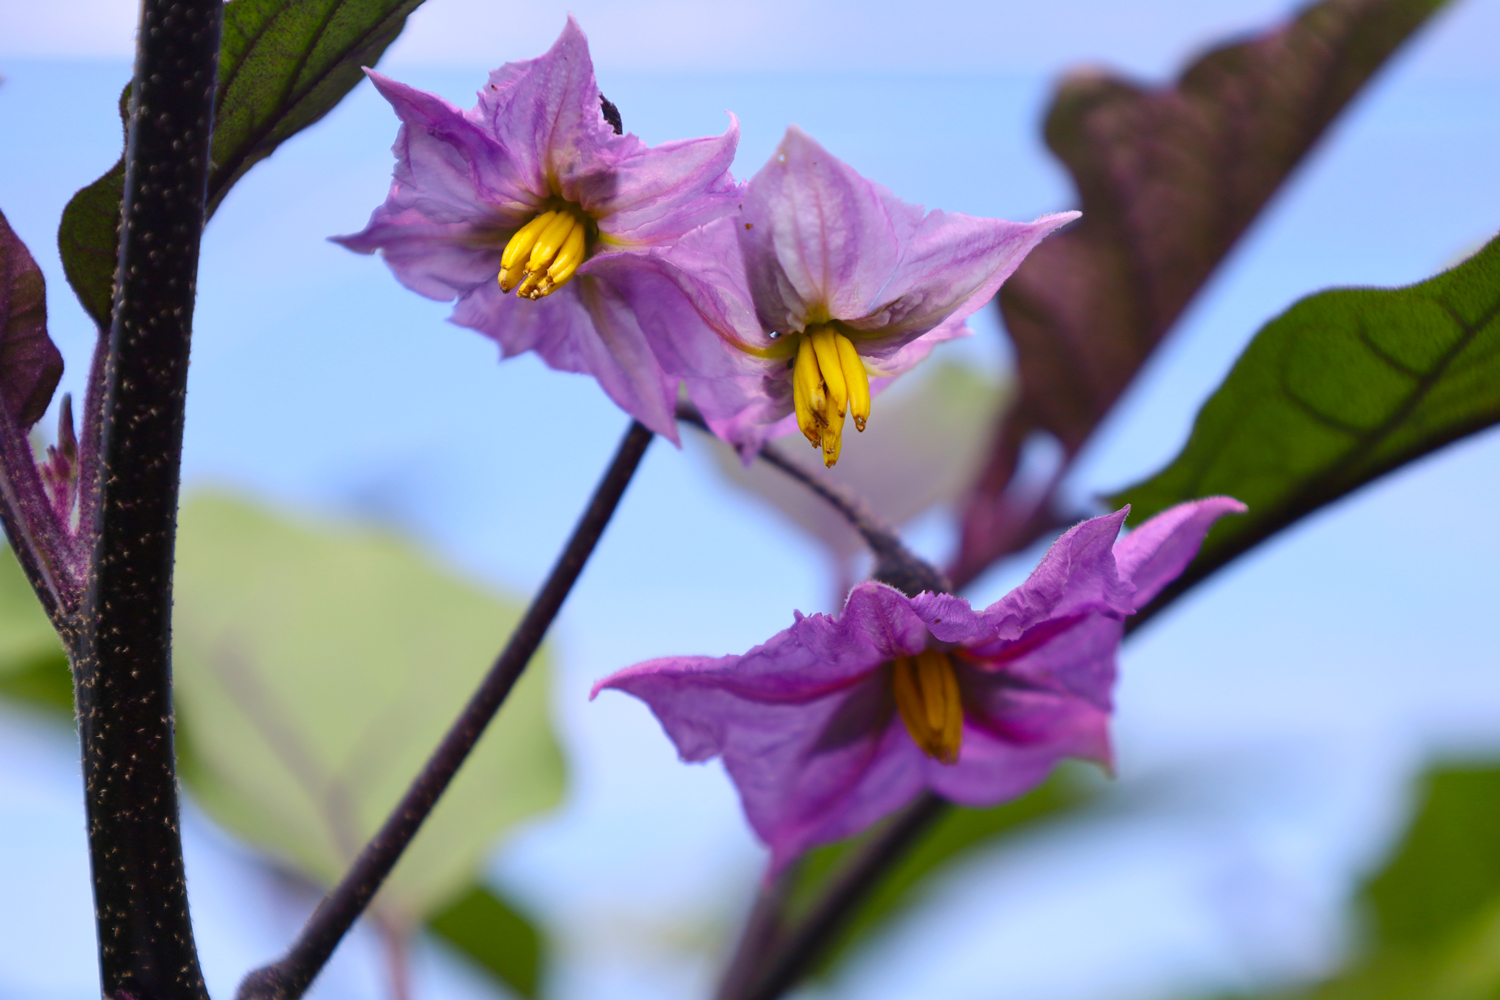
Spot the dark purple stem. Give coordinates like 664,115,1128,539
725,793,947,1000
236,419,655,1000
72,1,222,997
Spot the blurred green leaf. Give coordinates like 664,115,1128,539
172,493,565,930
0,546,70,715
789,766,1098,976
429,883,546,999
1113,235,1500,615
1366,766,1500,951
59,0,424,328
1199,764,1500,1000
958,0,1449,585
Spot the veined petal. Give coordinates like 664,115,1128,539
1112,497,1247,610
589,118,742,244
843,210,1080,341
595,583,946,871
364,70,539,224
740,125,910,334
448,266,679,439
333,208,504,300
468,16,622,202
970,509,1137,641
931,684,1112,805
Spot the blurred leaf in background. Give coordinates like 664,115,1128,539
1203,764,1500,1000
956,0,1450,585
0,546,70,713
59,0,425,328
702,363,1005,597
1113,234,1500,616
429,882,547,999
172,494,562,995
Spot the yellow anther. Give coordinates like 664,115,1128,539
891,649,963,764
499,207,593,298
534,220,588,297
499,211,557,292
526,211,580,274
789,326,868,467
793,336,824,447
834,332,871,432
809,327,847,416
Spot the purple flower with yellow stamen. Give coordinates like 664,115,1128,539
640,126,1078,464
335,18,740,437
593,498,1244,870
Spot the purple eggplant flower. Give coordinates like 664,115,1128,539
640,126,1078,465
334,18,741,438
594,498,1244,870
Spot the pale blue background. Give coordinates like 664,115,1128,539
1,0,1499,998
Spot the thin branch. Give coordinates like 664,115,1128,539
237,419,654,1000
726,794,947,1000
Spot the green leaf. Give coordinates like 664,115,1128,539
209,0,423,214
1285,764,1500,1000
1112,235,1500,614
1365,766,1500,952
429,883,546,999
0,546,71,715
58,0,424,328
957,0,1448,585
171,493,566,929
55,89,127,331
788,766,1098,976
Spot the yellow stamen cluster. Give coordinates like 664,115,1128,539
792,326,871,468
499,208,590,299
891,649,963,764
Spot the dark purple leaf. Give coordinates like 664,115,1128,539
955,0,1448,587
0,210,63,429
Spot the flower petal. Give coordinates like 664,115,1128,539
591,118,742,245
362,70,538,225
1113,497,1248,610
593,582,936,868
739,125,912,334
467,16,621,204
448,265,679,439
334,207,504,300
845,210,1080,341
933,682,1111,805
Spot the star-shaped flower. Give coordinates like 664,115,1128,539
594,498,1244,870
639,126,1077,464
335,18,741,437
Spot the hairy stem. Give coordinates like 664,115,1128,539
71,1,222,997
237,420,654,1000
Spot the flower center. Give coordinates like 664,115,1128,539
891,649,963,764
792,325,871,468
498,206,592,299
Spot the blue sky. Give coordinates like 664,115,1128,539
1,1,1500,999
